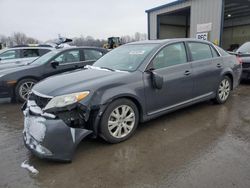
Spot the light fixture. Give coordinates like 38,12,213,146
227,14,232,17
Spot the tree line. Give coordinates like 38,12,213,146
0,32,147,48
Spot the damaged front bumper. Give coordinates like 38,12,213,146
23,100,93,161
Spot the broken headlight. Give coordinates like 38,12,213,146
44,91,89,110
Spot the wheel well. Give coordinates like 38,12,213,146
224,73,233,90
109,96,143,122
91,96,144,137
13,76,39,97
17,76,39,84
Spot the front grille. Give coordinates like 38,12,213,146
29,92,51,109
242,63,250,69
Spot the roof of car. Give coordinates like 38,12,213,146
127,38,214,45
47,46,107,54
55,46,106,51
4,46,53,50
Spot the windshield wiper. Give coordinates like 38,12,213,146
100,67,115,71
85,65,116,72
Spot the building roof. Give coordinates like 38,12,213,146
145,0,188,13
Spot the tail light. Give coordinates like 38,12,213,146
236,56,242,64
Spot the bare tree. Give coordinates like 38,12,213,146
0,32,147,48
26,37,39,44
121,35,133,44
12,32,27,45
121,32,147,44
70,36,107,47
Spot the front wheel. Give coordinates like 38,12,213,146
214,76,231,104
100,99,139,144
15,78,37,102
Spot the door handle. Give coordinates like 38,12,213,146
184,70,191,76
217,63,222,68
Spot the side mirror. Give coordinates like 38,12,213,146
51,61,59,68
150,70,163,89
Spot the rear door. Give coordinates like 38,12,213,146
38,49,51,56
144,42,194,115
187,42,223,97
83,48,105,65
20,49,41,63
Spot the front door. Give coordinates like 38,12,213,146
43,49,85,78
144,42,194,115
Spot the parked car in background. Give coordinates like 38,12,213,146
0,47,108,102
227,44,239,52
0,47,52,65
236,42,250,80
22,39,242,161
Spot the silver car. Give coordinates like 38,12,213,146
0,47,52,65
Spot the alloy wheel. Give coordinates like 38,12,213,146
19,81,35,100
108,105,135,139
218,79,230,102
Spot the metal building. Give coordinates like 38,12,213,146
146,0,250,50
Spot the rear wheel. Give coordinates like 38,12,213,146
15,78,37,102
100,99,139,144
214,76,231,104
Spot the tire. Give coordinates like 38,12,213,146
214,76,232,104
100,99,139,144
15,78,37,102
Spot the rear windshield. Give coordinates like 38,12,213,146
215,46,229,56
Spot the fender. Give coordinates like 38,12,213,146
220,68,234,88
92,92,145,137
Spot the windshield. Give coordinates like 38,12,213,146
237,42,250,54
31,50,58,64
93,44,158,72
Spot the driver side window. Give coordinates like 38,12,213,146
152,43,187,70
54,50,80,64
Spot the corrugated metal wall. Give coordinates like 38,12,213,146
222,15,250,49
190,0,223,44
148,0,191,39
148,0,223,44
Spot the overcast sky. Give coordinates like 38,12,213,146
0,0,174,41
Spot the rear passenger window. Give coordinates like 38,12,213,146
153,42,187,69
215,46,229,56
84,50,103,61
210,46,219,57
188,42,213,61
39,49,50,56
22,49,39,58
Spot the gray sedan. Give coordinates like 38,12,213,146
23,39,242,161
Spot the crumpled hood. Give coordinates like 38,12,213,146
33,68,129,96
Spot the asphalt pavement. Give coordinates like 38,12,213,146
0,84,250,188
